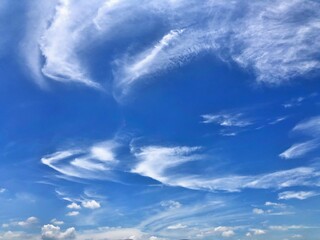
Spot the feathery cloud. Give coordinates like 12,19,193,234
19,0,320,95
132,145,320,192
278,191,319,200
280,115,320,159
41,140,119,180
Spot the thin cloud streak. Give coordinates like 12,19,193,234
132,145,320,192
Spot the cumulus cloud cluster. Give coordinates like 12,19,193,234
41,224,76,240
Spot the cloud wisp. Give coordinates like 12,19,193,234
18,0,320,96
132,145,320,192
280,115,320,159
41,140,119,180
278,191,319,200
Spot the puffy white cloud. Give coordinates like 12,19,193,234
0,188,6,193
41,224,76,240
67,202,81,210
81,200,101,209
278,191,319,200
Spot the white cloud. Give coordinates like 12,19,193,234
76,227,146,240
246,229,266,236
214,226,235,238
279,140,319,159
113,0,320,97
278,191,319,200
252,208,264,215
0,188,5,193
81,200,101,209
19,1,320,96
4,217,39,228
201,113,252,127
41,224,76,240
132,145,203,183
0,231,34,239
116,29,184,93
167,223,187,230
50,219,64,225
41,140,119,180
38,0,102,89
67,202,81,210
132,145,320,192
66,211,79,216
293,116,320,135
250,229,266,235
138,200,229,236
265,201,285,208
281,116,320,159
269,225,306,231
17,217,38,227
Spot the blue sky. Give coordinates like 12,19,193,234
0,0,320,239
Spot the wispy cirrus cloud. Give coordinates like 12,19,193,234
137,199,245,239
41,140,119,180
113,0,320,97
279,140,320,159
280,116,320,159
114,29,184,97
17,0,320,96
278,191,319,200
132,145,203,183
201,113,252,127
132,145,320,192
